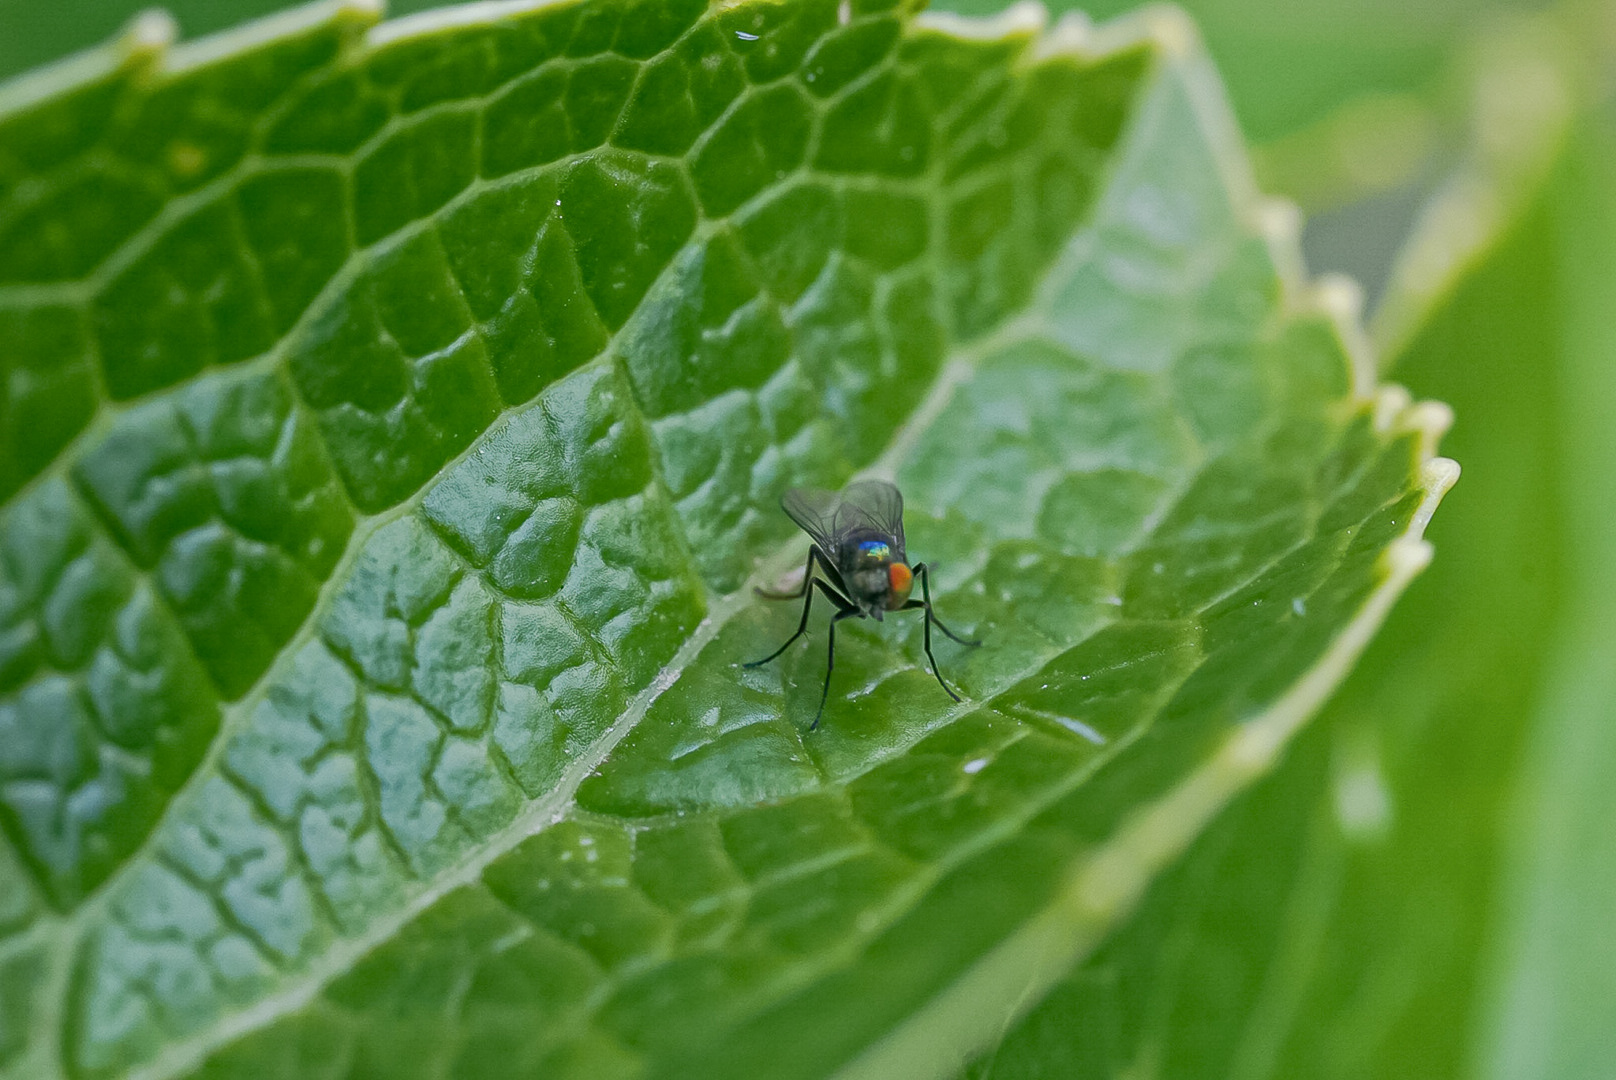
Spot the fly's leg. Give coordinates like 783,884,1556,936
901,563,979,703
918,596,962,703
746,577,848,668
754,546,819,600
749,548,859,731
910,563,981,645
815,607,859,731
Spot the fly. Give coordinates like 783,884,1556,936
745,479,980,730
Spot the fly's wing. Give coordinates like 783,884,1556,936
835,479,906,554
779,487,847,554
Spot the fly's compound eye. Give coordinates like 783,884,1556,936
887,562,913,600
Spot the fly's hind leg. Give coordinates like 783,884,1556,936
757,547,849,604
746,548,830,667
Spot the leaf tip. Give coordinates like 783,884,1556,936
1373,387,1456,467
1409,399,1457,444
1370,382,1413,432
1313,271,1366,326
1254,195,1303,251
1422,455,1462,504
1309,273,1377,399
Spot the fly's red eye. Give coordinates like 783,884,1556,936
888,563,913,596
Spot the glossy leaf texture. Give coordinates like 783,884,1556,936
0,1,1451,1078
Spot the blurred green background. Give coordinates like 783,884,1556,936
5,0,1610,1076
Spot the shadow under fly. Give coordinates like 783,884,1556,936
745,479,980,730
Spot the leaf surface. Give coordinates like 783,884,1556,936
0,2,1449,1078
1477,108,1616,1080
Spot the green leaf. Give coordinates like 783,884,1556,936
0,2,1449,1078
1476,110,1616,1080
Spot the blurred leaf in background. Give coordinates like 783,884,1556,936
1479,94,1616,1080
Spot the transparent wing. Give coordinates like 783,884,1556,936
780,480,907,555
779,487,847,553
832,479,906,553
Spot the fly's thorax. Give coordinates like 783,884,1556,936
837,531,909,614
